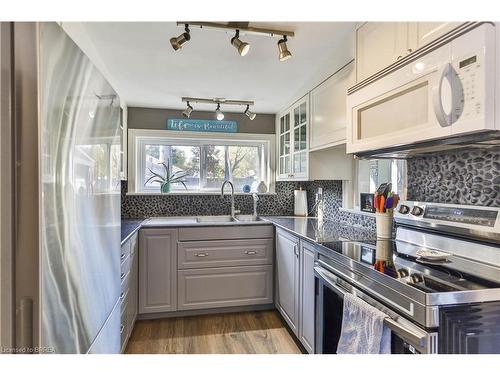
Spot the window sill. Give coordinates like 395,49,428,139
339,207,376,218
126,191,277,196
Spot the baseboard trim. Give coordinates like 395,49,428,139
137,303,275,320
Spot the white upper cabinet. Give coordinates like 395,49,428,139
277,95,309,181
356,22,409,82
409,22,463,49
356,22,464,83
310,60,356,150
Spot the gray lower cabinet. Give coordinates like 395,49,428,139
139,228,178,314
120,232,139,353
275,228,300,335
178,265,273,310
299,241,316,353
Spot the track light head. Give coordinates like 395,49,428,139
215,103,224,121
244,105,256,121
182,101,193,118
170,24,191,51
231,30,250,57
278,35,292,62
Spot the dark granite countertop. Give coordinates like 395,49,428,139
261,216,376,243
121,216,376,246
121,219,146,245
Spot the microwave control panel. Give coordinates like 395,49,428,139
454,51,484,121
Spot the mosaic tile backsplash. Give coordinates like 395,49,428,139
407,148,500,207
121,180,350,221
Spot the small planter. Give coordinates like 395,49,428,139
161,182,171,193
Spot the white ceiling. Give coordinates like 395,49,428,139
63,22,356,114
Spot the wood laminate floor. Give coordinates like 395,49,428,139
125,310,303,354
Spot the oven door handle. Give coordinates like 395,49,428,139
314,266,427,349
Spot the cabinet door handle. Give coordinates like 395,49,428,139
407,48,413,54
121,272,125,280
245,250,257,255
120,253,126,260
294,245,299,258
397,55,403,60
195,253,209,257
120,292,124,299
120,324,125,334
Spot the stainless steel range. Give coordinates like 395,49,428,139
314,201,500,354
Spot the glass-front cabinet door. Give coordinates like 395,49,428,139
277,95,309,180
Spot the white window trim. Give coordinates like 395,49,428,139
128,129,276,194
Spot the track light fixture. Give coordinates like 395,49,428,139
182,101,193,118
244,105,256,121
231,30,250,57
215,103,224,121
278,35,292,62
170,24,191,51
174,22,294,61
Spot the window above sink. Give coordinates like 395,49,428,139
128,129,275,194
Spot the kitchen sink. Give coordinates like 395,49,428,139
196,215,236,223
235,215,263,222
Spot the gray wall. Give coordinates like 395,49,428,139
128,107,275,134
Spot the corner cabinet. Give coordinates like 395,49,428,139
277,95,309,181
275,228,316,353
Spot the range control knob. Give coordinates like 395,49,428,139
410,273,424,283
398,205,410,214
411,206,424,216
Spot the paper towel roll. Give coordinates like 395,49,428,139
294,189,308,217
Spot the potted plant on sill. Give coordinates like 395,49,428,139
145,160,188,193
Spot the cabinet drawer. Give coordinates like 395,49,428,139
120,254,130,279
120,305,128,352
178,238,273,269
120,267,130,296
121,241,131,263
178,265,273,310
178,225,273,241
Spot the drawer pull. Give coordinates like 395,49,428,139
245,250,257,255
121,253,126,260
121,272,125,280
120,324,125,334
195,253,209,257
120,292,124,299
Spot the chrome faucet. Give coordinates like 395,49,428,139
252,193,259,218
221,180,239,219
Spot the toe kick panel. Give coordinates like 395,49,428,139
177,265,273,310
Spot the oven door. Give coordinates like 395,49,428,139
314,265,438,354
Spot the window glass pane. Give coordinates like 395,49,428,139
356,159,407,206
203,145,225,190
144,144,200,191
170,145,200,191
227,145,261,191
300,152,307,173
294,107,300,127
285,114,290,131
280,116,284,134
284,155,290,173
280,135,284,156
284,133,290,155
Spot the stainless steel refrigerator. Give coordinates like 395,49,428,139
0,22,121,353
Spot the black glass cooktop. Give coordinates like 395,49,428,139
317,239,498,293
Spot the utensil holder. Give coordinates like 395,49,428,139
376,213,393,239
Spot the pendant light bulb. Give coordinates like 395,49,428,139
278,35,292,62
182,101,193,118
231,30,250,56
170,24,191,51
244,105,256,121
215,103,224,121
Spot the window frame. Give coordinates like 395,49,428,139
343,158,407,212
128,129,276,194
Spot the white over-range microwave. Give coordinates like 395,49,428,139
346,23,500,157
